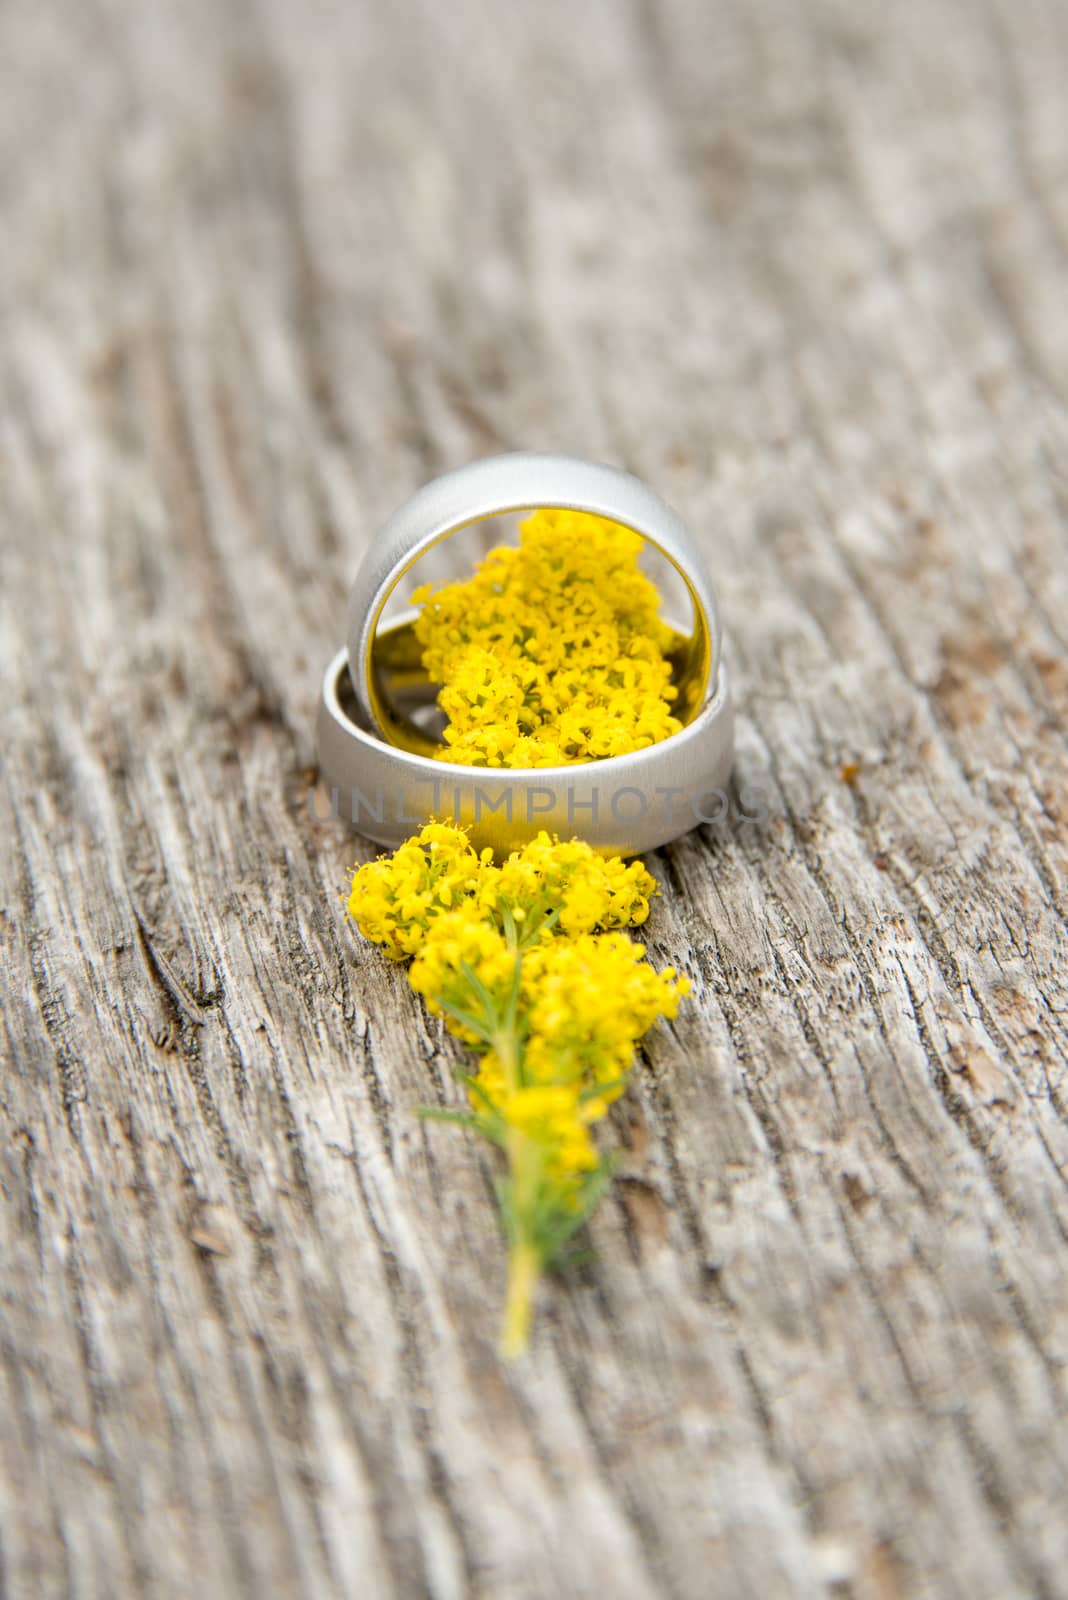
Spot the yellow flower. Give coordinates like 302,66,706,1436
412,508,683,767
347,822,485,958
488,831,656,936
410,909,517,1044
498,1086,598,1179
522,933,688,1096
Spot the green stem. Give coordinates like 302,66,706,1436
487,956,543,1357
493,1027,520,1090
500,1238,540,1359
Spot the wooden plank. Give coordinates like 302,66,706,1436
2,1,1067,1594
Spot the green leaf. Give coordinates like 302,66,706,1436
500,947,524,1036
455,1072,506,1132
458,960,499,1028
550,1244,598,1271
527,905,561,946
416,1106,480,1129
579,1076,624,1103
534,1161,619,1262
432,993,495,1042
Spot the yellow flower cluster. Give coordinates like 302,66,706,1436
522,933,683,1109
488,831,656,935
411,508,683,767
342,821,490,959
348,824,688,1351
349,824,656,965
475,933,687,1182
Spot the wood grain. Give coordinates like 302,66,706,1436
3,1,1068,1595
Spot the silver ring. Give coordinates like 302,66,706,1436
319,453,733,854
348,453,721,737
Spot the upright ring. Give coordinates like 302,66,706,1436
319,453,734,855
347,453,721,742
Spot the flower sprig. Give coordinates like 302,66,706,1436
348,824,688,1355
345,508,690,1353
412,507,683,767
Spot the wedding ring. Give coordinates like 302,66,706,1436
319,453,733,854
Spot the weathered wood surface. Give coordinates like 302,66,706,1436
3,1,1068,1595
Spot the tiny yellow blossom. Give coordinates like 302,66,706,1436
519,935,689,1130
347,822,486,958
410,910,517,1045
412,508,683,767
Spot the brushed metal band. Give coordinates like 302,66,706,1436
318,647,734,856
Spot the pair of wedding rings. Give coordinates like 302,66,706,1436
319,453,733,854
